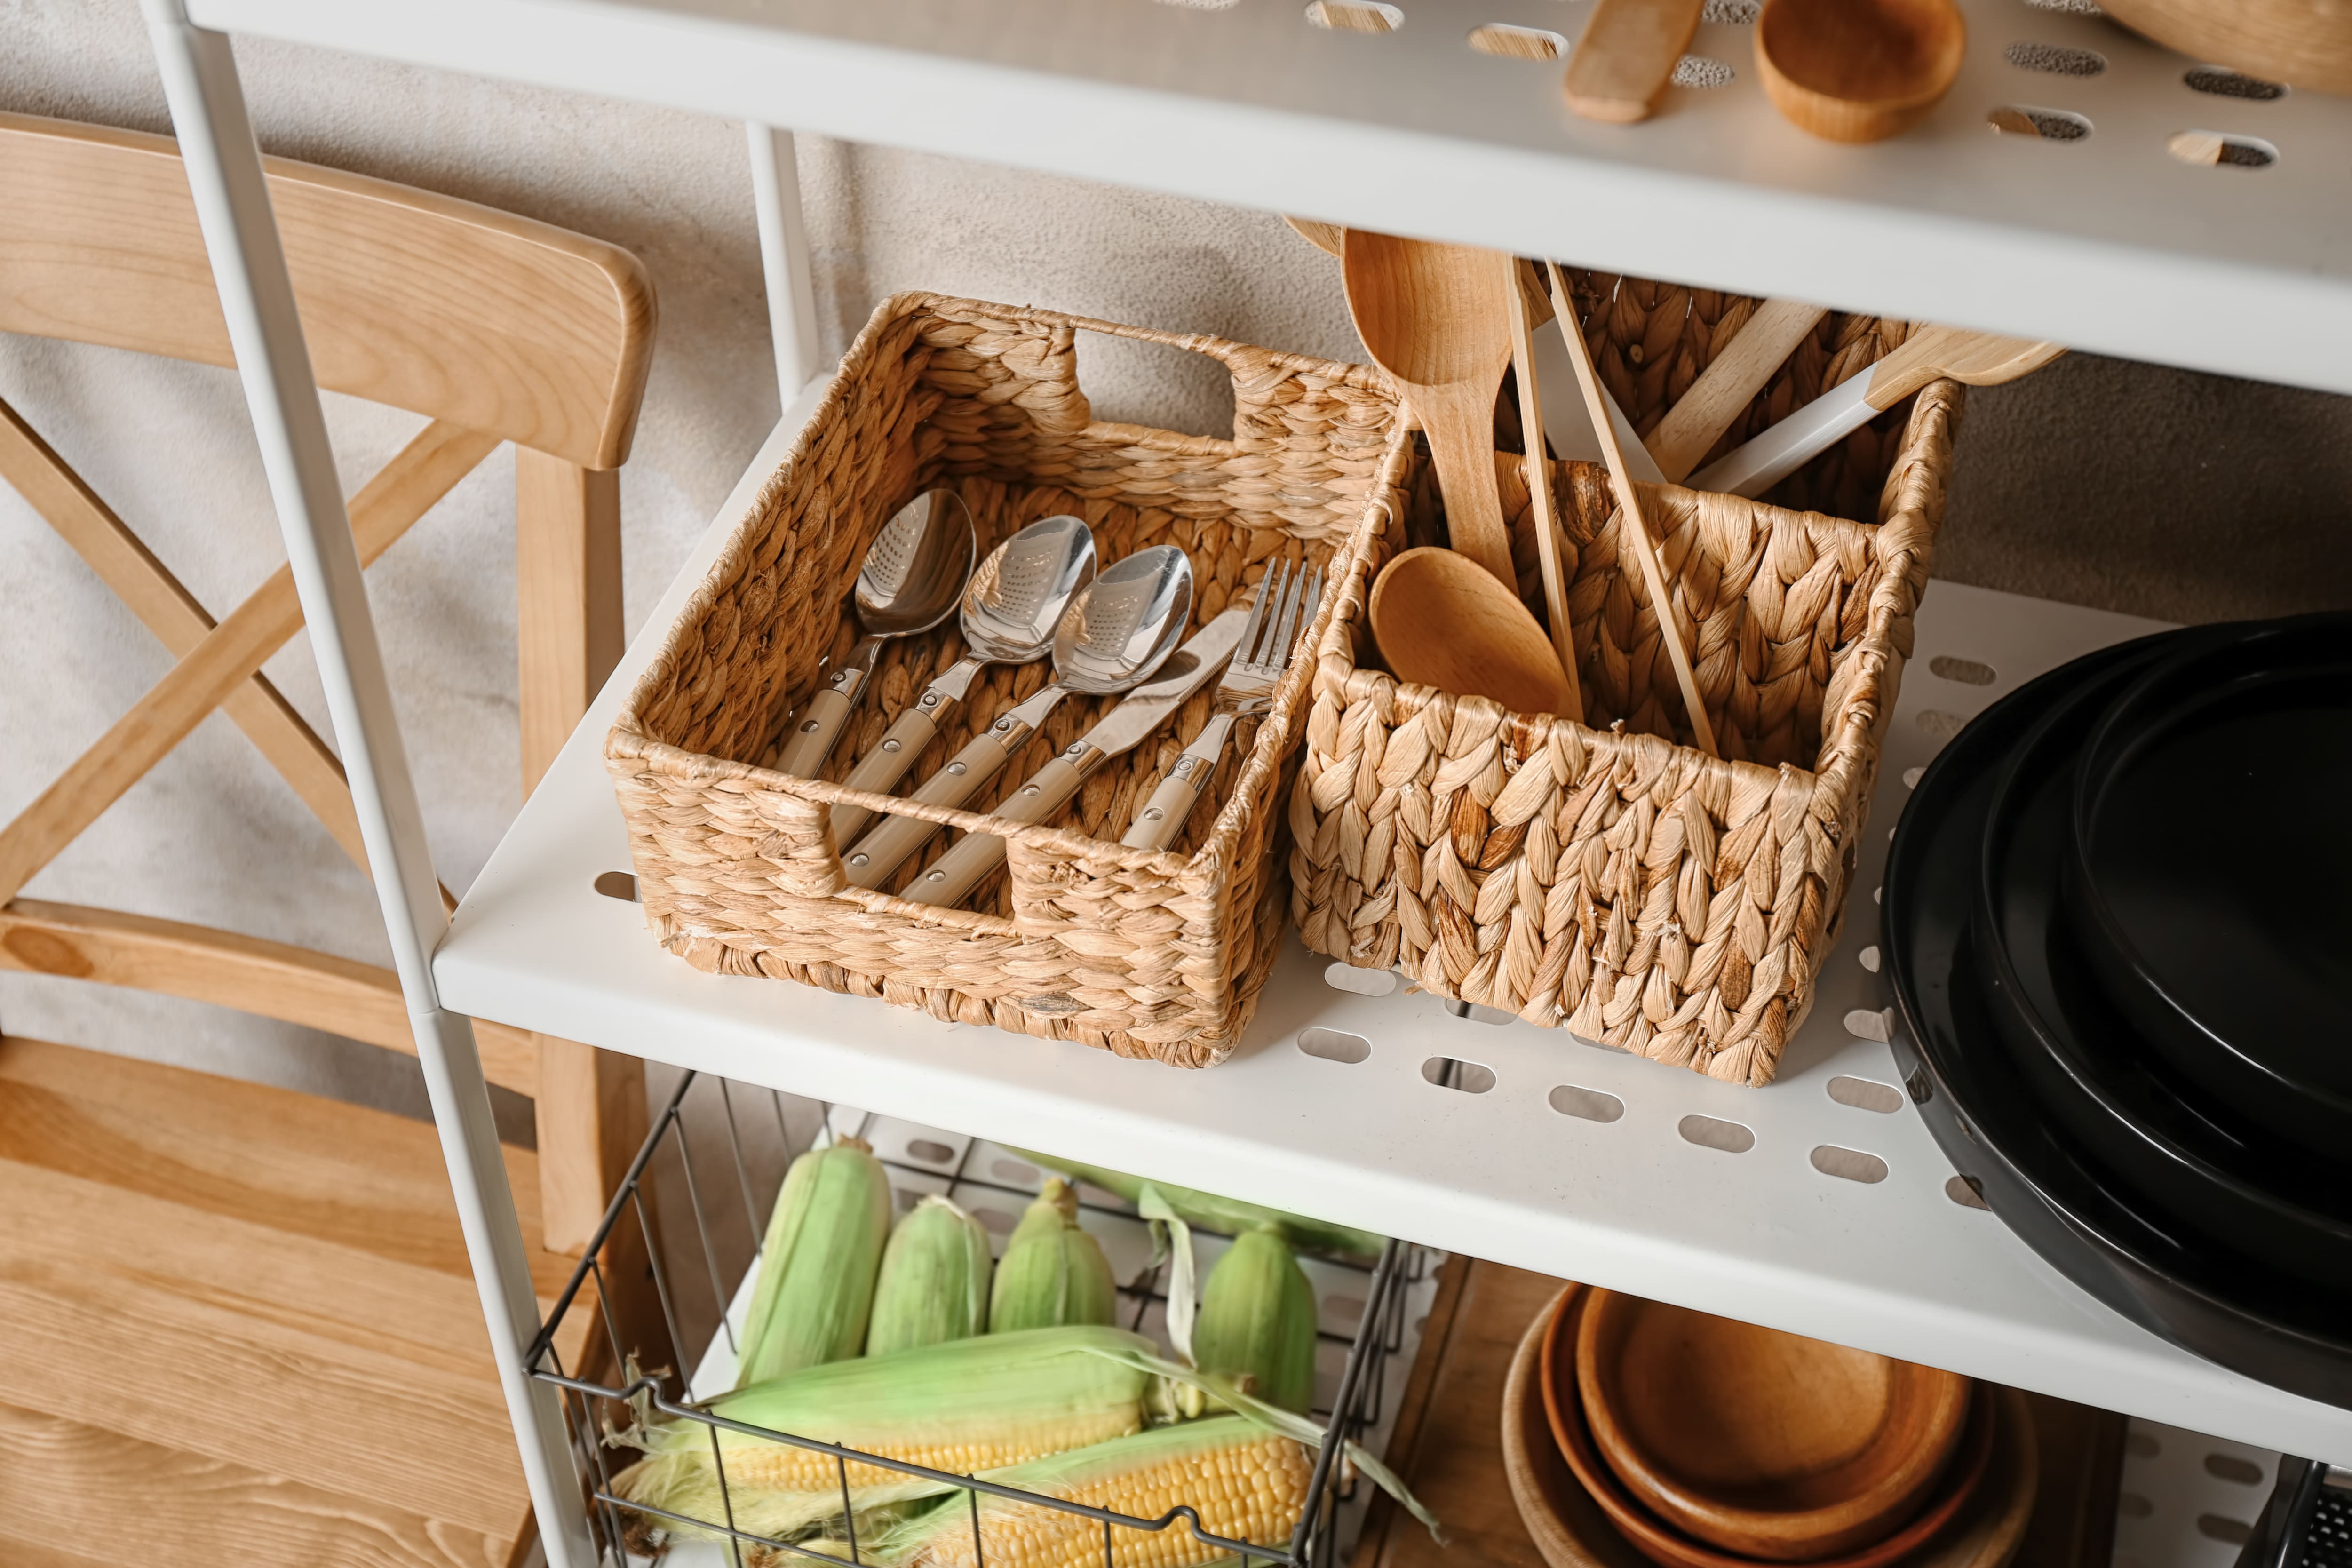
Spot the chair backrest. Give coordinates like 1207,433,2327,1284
0,111,656,1255
0,111,653,469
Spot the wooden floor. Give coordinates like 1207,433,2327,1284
0,1035,596,1568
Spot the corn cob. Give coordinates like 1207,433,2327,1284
1191,1226,1318,1414
612,1326,1167,1549
990,1178,1116,1334
736,1137,893,1387
868,1195,992,1355
855,1417,1313,1568
1004,1149,1384,1262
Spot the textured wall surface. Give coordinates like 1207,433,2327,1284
4,0,2347,1128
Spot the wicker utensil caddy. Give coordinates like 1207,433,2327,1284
605,292,1409,1067
1292,279,1963,1086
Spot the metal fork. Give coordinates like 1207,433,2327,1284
1120,558,1322,851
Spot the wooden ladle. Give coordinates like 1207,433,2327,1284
1755,0,1966,143
1342,230,1520,589
1370,547,1577,716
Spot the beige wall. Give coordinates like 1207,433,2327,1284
5,0,2347,1127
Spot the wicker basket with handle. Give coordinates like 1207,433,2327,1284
605,292,1409,1067
1291,274,1961,1086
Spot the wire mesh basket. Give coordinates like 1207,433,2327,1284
526,1071,1434,1568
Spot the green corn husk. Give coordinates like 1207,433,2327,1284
612,1326,1177,1552
989,1178,1116,1334
1004,1149,1384,1262
868,1195,992,1355
736,1136,893,1387
1192,1226,1318,1414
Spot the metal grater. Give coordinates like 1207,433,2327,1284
2239,1463,2352,1568
858,492,936,600
2302,1484,2352,1568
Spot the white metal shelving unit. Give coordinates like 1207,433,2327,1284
133,0,2352,1558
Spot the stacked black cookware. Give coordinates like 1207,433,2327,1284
1884,613,2352,1407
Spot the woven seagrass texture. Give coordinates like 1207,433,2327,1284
1290,358,1960,1086
607,292,1408,1067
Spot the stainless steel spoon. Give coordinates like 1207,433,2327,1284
774,488,975,780
842,544,1195,891
827,514,1096,847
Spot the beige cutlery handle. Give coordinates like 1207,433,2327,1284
842,686,1060,887
1417,388,1517,587
1645,300,1830,483
775,633,884,779
904,747,1099,907
1120,712,1238,851
830,688,957,849
1563,0,1706,124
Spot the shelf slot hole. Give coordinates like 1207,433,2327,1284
1468,23,1564,59
2204,1454,2266,1485
2169,131,2276,167
971,1205,1021,1235
594,870,639,901
1324,962,1398,997
990,1157,1039,1185
1700,0,1758,19
1903,766,1924,789
1811,1145,1889,1183
2126,1431,2161,1458
1673,55,1736,88
1828,1076,1902,1114
1916,709,1969,738
2004,41,2105,75
1549,1085,1625,1123
1857,945,1882,973
2022,0,2102,11
1298,1027,1372,1064
1843,1007,1894,1043
906,1139,956,1165
1422,1056,1496,1093
1306,0,1401,32
1988,106,2092,141
2118,1492,2154,1519
2197,1515,2254,1546
1945,1174,1991,1210
1929,655,1997,685
2185,67,2285,101
1678,1114,1754,1154
1446,998,1516,1025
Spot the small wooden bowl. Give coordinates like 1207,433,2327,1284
1576,1289,1973,1561
1754,0,1966,144
1546,1292,1985,1568
1506,1290,2039,1568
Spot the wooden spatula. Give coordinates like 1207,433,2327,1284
1565,0,1708,122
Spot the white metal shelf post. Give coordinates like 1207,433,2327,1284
747,121,821,408
137,4,595,1562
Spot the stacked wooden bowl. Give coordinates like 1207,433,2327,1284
1503,1286,2038,1568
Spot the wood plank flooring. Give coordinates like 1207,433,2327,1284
0,1035,600,1567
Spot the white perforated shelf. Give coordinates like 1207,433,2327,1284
435,404,2352,1466
193,0,2352,395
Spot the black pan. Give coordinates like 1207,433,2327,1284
1975,655,2352,1292
1885,631,2352,1411
2068,613,2352,1161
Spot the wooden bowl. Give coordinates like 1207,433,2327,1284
1754,0,1966,144
1548,1292,1986,1568
1505,1291,2039,1568
2099,1,2352,96
1575,1288,1973,1561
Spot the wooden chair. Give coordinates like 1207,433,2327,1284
0,110,656,1563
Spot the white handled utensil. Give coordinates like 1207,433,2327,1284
827,515,1096,847
1689,326,2065,498
1122,560,1320,852
842,545,1193,891
905,606,1253,907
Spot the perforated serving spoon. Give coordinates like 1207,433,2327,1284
827,515,1096,847
774,489,975,780
842,545,1194,891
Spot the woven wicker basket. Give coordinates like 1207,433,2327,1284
606,292,1408,1067
1290,275,1962,1086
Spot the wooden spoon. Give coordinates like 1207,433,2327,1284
1343,230,1520,588
1370,547,1577,716
1542,260,1719,757
1755,0,1966,143
1565,0,1708,123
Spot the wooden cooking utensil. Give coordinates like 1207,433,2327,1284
1343,230,1521,588
1755,0,1967,143
2099,0,2352,96
1508,1288,2039,1568
1370,547,1578,716
1539,260,1718,757
1643,299,1829,483
1502,258,1584,718
1565,0,1709,123
1689,326,2064,498
1575,1288,1975,1563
